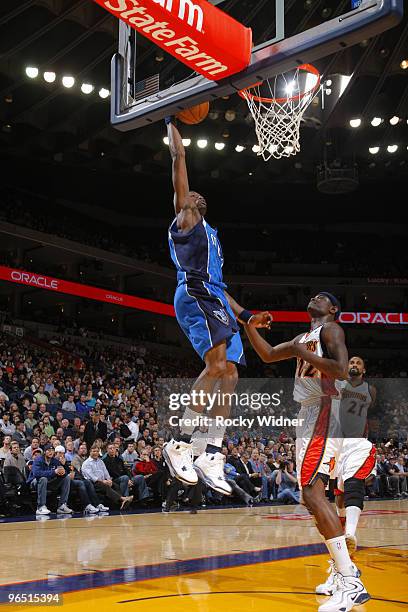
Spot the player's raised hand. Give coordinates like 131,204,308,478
249,311,273,329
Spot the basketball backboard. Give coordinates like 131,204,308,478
110,0,403,132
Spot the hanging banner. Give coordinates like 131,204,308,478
1,266,408,325
94,0,252,80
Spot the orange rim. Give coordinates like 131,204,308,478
238,64,321,104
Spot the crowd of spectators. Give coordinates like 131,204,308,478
0,331,407,518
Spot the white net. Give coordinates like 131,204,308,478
240,64,320,161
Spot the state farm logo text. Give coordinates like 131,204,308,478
11,271,58,290
105,0,228,77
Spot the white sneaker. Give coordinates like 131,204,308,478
345,533,358,556
316,560,339,595
163,439,198,485
194,452,232,496
318,574,370,611
57,503,73,514
36,506,51,515
84,504,99,514
97,504,109,512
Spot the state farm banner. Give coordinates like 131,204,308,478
95,0,252,80
1,266,407,324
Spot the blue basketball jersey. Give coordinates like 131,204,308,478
168,217,226,289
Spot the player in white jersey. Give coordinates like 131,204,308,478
245,293,370,612
316,356,376,596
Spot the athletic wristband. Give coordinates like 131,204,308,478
165,116,175,125
239,309,253,324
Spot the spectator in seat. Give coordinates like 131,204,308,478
12,422,28,448
27,444,73,516
76,394,90,416
395,456,408,497
81,445,133,510
42,416,55,438
0,435,12,460
84,412,107,451
4,440,26,474
227,447,261,498
62,394,76,413
54,445,101,515
275,460,300,504
124,414,139,442
61,419,74,440
249,449,270,501
71,443,89,474
34,385,49,405
103,443,133,497
0,414,15,436
24,410,37,436
133,449,166,499
121,441,139,469
24,437,42,461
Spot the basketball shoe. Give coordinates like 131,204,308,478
194,451,232,495
318,574,370,611
163,439,198,485
316,561,361,596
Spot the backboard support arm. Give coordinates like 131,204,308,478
111,0,403,132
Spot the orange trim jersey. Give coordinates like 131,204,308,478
293,325,338,404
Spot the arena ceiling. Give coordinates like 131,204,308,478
0,0,407,195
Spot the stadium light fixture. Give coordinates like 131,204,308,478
62,76,75,88
25,67,38,79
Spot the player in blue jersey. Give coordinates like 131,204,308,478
163,118,271,494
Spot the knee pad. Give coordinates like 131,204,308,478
344,477,365,510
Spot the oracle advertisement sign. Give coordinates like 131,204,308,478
95,0,252,80
1,266,407,324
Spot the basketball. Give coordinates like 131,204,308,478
177,102,210,125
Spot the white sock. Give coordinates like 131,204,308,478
325,535,354,576
206,418,226,449
180,407,201,436
346,506,361,537
337,506,346,518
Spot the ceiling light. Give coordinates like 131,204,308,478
371,117,382,127
43,71,56,83
197,139,208,149
387,145,398,153
389,115,400,126
215,142,225,151
182,138,191,147
401,59,408,70
163,136,169,145
98,88,110,99
252,144,260,153
25,66,38,79
81,83,94,94
369,146,379,155
225,109,236,122
235,145,244,153
62,76,75,88
349,118,362,128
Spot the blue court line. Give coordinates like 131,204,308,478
0,542,327,601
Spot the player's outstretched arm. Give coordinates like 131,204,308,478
167,120,189,215
245,325,297,363
224,293,272,328
293,322,348,379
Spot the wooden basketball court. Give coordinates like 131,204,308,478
0,500,407,611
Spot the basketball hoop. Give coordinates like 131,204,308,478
239,64,321,161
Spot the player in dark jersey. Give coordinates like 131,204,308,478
163,119,269,495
